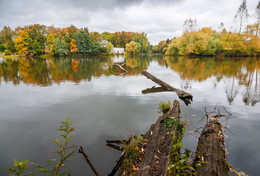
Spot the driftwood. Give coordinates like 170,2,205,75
142,70,193,105
78,146,101,176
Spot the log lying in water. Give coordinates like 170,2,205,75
193,116,229,176
117,100,181,176
142,70,193,105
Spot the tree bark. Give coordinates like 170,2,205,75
193,118,229,176
136,100,181,176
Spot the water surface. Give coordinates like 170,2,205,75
0,55,259,175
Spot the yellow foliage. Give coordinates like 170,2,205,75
14,30,31,56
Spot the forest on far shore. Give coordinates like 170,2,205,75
0,25,150,57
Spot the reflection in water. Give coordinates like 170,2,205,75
1,56,260,105
164,56,260,106
225,78,239,105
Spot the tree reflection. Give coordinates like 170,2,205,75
1,55,260,106
164,56,260,106
225,77,239,105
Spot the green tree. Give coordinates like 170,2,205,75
27,24,47,55
71,30,90,52
0,44,6,53
102,32,115,45
1,26,16,53
54,38,69,56
131,32,148,53
106,41,114,54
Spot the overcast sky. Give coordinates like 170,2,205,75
0,0,259,44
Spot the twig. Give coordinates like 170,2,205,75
107,143,124,151
106,139,128,144
78,146,101,176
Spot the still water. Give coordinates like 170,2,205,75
0,55,259,175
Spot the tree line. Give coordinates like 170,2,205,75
0,25,150,56
153,0,260,57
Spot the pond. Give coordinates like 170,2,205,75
0,55,259,175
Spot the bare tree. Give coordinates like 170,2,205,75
233,0,249,33
183,18,197,32
255,1,260,36
218,22,225,32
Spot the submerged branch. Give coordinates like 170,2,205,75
78,146,101,176
142,70,193,105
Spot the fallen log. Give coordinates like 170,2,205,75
142,70,193,105
193,116,229,176
117,100,182,176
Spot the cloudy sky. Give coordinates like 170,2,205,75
0,0,259,44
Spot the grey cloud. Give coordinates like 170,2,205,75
1,0,260,44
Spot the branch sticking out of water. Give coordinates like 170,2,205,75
142,70,193,105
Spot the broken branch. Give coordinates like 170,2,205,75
78,146,101,176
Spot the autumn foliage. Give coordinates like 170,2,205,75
70,39,77,53
0,24,149,56
160,26,260,56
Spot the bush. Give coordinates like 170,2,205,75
0,44,6,53
4,49,11,55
